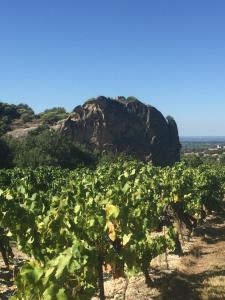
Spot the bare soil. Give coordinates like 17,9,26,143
0,248,26,299
1,209,225,300
93,207,225,300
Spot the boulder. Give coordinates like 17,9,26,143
57,96,181,166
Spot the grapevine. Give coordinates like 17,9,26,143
0,161,224,299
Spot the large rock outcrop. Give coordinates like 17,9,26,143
57,96,181,166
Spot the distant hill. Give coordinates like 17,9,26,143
181,136,225,142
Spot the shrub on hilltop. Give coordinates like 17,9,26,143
0,102,35,135
38,107,68,125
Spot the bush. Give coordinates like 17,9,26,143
0,102,35,135
0,138,12,169
39,107,68,125
12,129,95,169
182,154,203,167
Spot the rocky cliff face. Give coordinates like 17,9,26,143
57,96,181,166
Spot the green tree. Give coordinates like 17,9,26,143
0,102,35,136
182,154,203,167
0,138,12,168
13,129,95,168
39,107,68,125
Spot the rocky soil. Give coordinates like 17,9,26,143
91,209,225,300
6,119,41,138
0,248,26,299
1,209,225,299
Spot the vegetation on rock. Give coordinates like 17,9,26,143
38,107,68,125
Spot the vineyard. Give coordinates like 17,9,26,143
0,160,225,299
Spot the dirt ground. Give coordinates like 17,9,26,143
0,248,26,299
1,208,225,300
92,209,225,300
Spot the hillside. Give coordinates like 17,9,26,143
0,102,68,138
1,97,181,167
0,103,36,136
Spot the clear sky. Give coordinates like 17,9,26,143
0,0,224,136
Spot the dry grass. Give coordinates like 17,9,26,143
201,275,225,299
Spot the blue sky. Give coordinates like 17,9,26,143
0,0,224,136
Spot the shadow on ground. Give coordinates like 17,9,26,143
151,206,225,300
0,267,14,300
150,268,225,300
0,259,24,300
